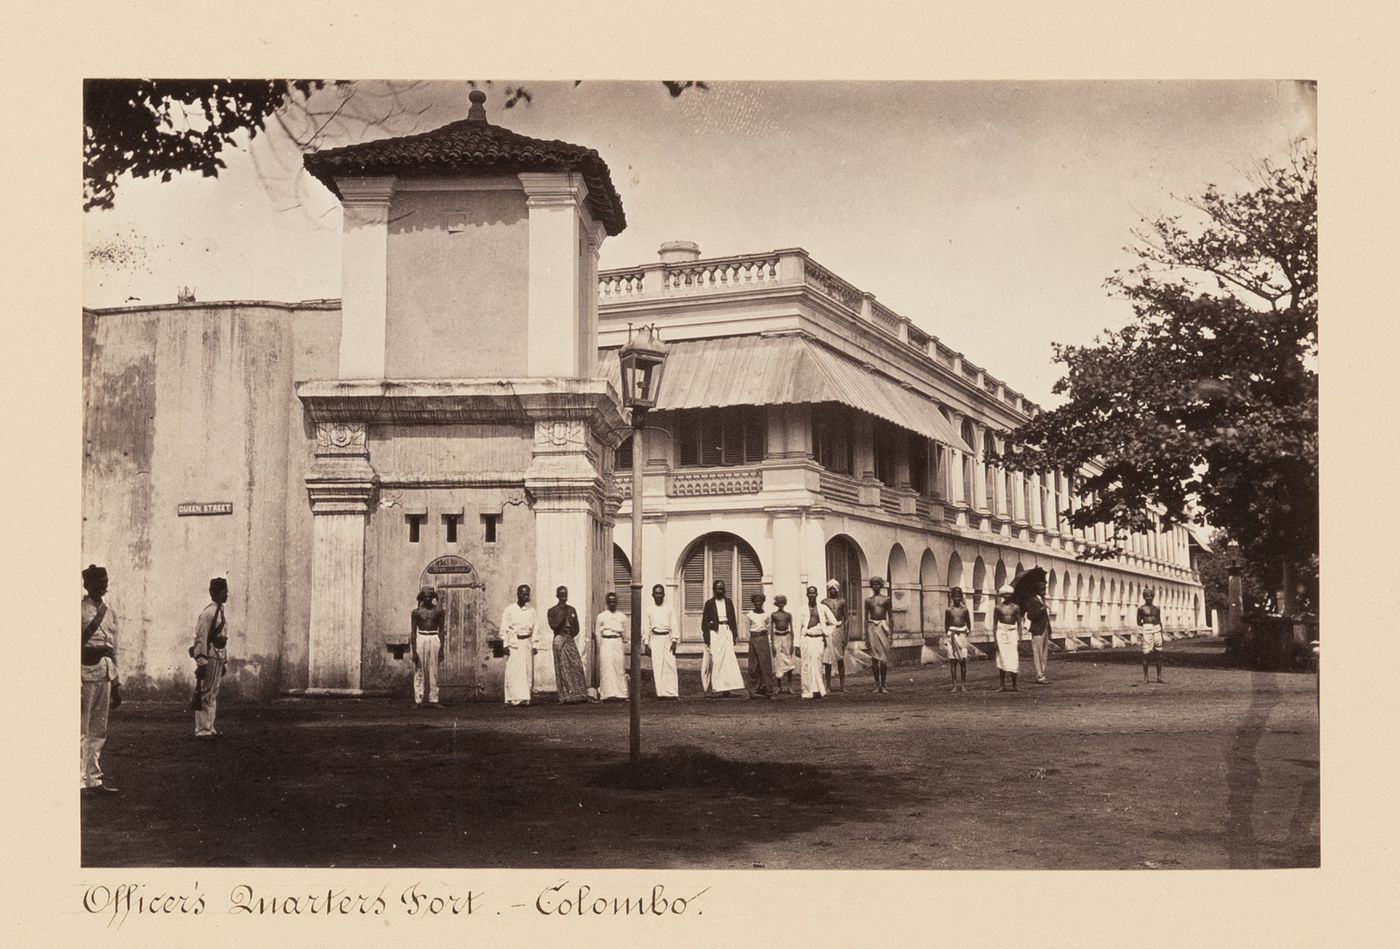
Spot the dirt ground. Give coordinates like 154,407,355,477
82,639,1318,869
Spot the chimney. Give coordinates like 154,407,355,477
657,241,701,264
177,286,196,303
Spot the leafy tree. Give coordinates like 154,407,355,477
998,145,1317,613
84,79,707,212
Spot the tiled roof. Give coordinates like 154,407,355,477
303,112,626,236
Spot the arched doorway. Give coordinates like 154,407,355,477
919,549,940,636
679,532,763,645
420,555,487,696
887,543,911,634
825,534,866,609
993,559,1008,597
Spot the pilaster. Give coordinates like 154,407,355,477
304,421,376,693
336,177,395,379
520,172,590,377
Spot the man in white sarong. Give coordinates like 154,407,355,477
190,577,230,738
1137,589,1166,685
644,584,679,699
992,584,1023,692
501,584,538,706
80,564,122,794
769,594,797,694
595,592,629,701
797,586,837,699
700,580,747,697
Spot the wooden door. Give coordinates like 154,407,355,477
421,556,487,697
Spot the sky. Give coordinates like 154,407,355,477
82,80,1315,405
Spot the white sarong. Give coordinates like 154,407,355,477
650,634,678,697
772,631,797,676
946,625,970,661
595,609,629,700
994,622,1019,673
500,603,537,705
800,630,830,698
597,635,627,699
703,622,746,693
1140,623,1164,654
413,633,441,703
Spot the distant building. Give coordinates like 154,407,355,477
81,103,1208,700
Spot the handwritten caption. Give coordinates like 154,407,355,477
81,881,709,928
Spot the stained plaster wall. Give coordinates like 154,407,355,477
82,302,340,698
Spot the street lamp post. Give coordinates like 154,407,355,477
616,324,668,765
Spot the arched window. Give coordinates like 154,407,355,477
612,545,632,618
615,435,633,471
679,533,763,644
960,420,976,504
887,543,911,633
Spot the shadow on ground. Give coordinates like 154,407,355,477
82,701,911,868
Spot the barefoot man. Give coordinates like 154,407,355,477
501,584,537,707
992,584,1023,692
644,584,679,699
410,586,446,708
1137,589,1166,684
797,586,837,699
945,587,971,693
770,594,797,695
822,580,849,693
864,577,895,693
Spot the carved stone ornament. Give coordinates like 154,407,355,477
533,420,586,450
316,422,368,455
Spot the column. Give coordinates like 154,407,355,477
520,172,589,377
1011,472,1028,525
336,177,395,378
771,515,806,604
854,413,875,481
304,421,376,692
1028,472,1044,530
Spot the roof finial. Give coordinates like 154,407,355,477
467,89,488,123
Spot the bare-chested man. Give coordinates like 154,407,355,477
822,580,849,692
410,586,447,708
865,577,895,693
1137,589,1166,684
992,584,1022,692
944,587,972,693
770,594,796,694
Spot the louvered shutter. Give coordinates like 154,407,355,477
682,547,706,612
612,547,632,618
738,544,763,633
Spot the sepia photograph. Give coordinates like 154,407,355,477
78,78,1319,872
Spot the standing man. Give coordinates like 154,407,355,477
796,585,837,699
1137,589,1166,684
595,591,629,702
190,577,230,738
410,586,446,708
745,592,778,699
80,564,121,795
501,584,537,706
945,587,971,693
992,584,1023,692
1026,578,1052,685
644,584,680,699
821,580,849,693
865,577,896,693
548,586,591,704
769,594,797,695
700,580,747,697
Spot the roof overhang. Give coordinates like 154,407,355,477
598,334,973,452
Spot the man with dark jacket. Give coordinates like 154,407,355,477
700,580,747,697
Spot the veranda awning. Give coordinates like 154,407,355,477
599,334,973,451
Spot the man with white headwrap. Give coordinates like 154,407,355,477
821,579,849,692
797,585,838,699
991,584,1023,692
